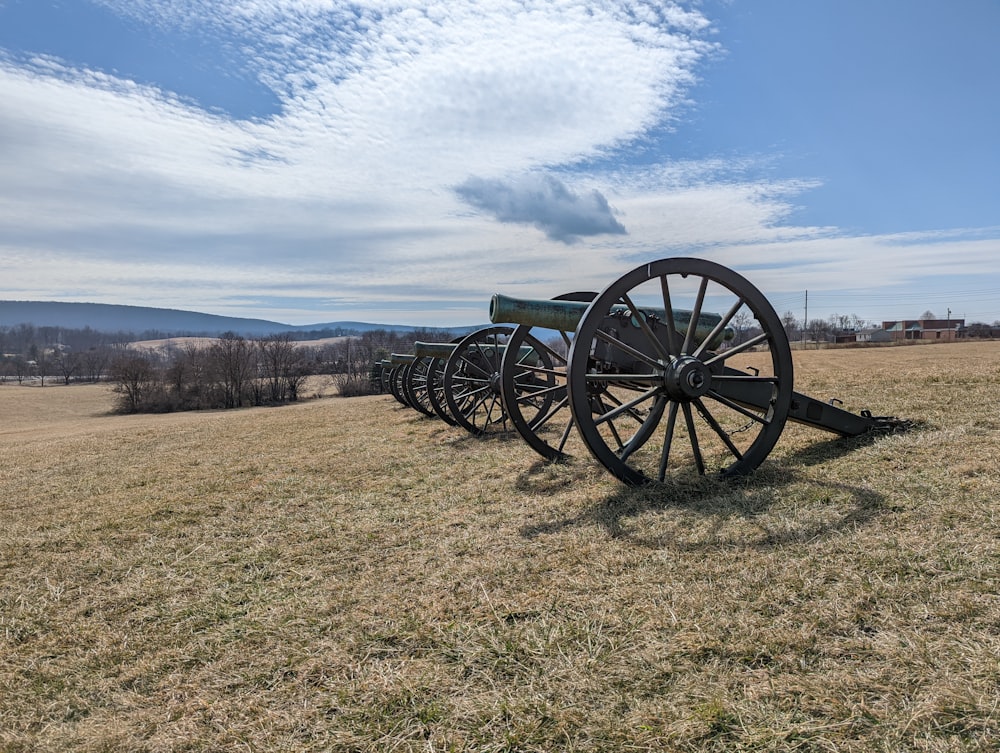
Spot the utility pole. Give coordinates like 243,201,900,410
803,290,808,346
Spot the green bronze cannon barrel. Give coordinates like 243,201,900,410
413,341,457,359
389,353,417,366
415,339,538,363
489,293,733,345
490,294,591,332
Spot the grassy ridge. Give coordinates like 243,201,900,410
1,343,999,752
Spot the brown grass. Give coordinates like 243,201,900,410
2,342,999,752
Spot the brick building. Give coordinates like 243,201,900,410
882,318,964,342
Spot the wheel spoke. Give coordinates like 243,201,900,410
619,395,666,462
472,342,500,375
594,329,663,371
692,297,745,358
693,398,744,461
600,389,647,424
523,338,565,365
582,373,662,385
458,376,490,387
703,332,770,366
659,274,680,357
461,384,491,401
459,354,492,380
512,363,566,379
515,382,565,404
528,395,569,430
656,401,680,481
593,395,627,451
711,374,779,383
681,276,709,355
592,385,660,426
484,394,505,426
682,402,705,475
621,292,670,362
705,389,771,425
556,415,575,452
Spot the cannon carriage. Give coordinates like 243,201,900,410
490,257,907,485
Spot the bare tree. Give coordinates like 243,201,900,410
781,310,800,341
53,350,82,385
163,344,210,409
731,310,753,345
258,333,308,403
33,347,49,387
9,356,29,385
81,347,111,383
109,353,158,413
210,332,257,408
806,319,832,346
829,313,853,332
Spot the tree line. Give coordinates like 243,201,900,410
0,323,125,386
109,333,312,413
108,328,460,412
1,321,464,410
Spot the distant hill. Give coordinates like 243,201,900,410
0,301,482,338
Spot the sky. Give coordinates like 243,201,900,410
1,0,998,327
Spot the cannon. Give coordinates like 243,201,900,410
391,348,458,420
490,257,908,485
411,340,469,425
392,335,548,433
486,291,596,459
375,359,396,395
490,289,734,462
387,353,417,408
439,328,554,436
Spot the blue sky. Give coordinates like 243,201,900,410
1,0,997,327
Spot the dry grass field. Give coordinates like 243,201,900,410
2,342,998,752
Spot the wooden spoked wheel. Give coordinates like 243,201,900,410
567,258,793,485
403,357,437,417
499,292,596,460
444,326,554,436
425,357,459,425
387,365,410,406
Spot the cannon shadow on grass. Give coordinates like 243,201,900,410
776,418,930,468
515,426,927,550
519,467,887,551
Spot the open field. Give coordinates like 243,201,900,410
2,342,999,751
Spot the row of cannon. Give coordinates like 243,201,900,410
375,257,908,485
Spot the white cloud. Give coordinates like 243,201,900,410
1,1,998,326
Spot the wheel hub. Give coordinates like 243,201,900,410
663,356,712,400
